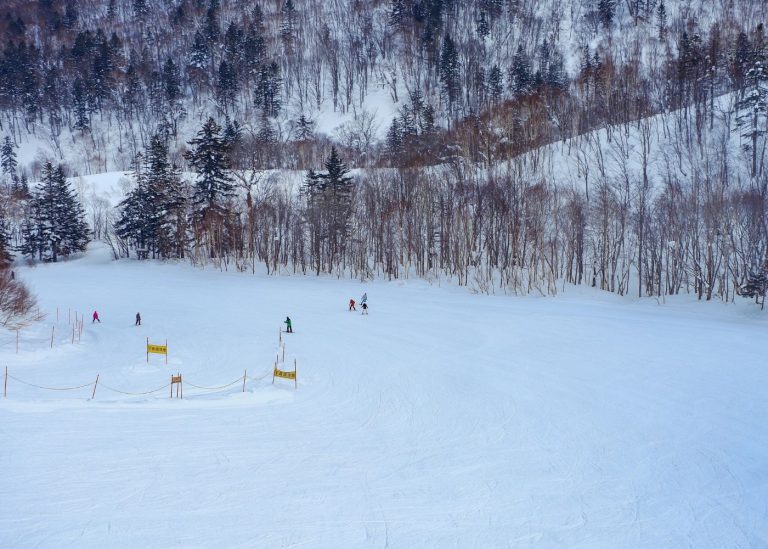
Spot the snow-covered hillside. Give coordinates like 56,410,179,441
1,245,766,547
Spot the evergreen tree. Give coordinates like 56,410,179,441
1,136,18,184
295,114,315,140
598,0,616,30
477,11,490,40
281,0,299,55
735,61,768,177
22,163,89,262
386,117,403,162
216,59,239,112
439,34,460,112
255,61,282,117
741,268,768,309
162,58,182,105
656,0,667,41
389,0,407,29
489,64,503,101
510,45,533,96
302,147,355,272
0,220,12,268
184,118,234,223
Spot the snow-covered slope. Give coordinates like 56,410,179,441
1,245,766,547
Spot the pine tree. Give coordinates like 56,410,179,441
510,45,533,96
216,60,238,112
598,0,616,30
162,58,182,105
489,64,503,102
735,61,768,177
477,11,490,40
386,117,403,162
281,0,299,55
1,136,18,184
295,114,315,140
22,163,89,262
255,61,282,117
656,0,667,41
184,118,234,224
302,147,355,272
389,0,407,29
439,34,460,112
741,268,768,309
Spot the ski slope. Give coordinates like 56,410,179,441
1,245,767,547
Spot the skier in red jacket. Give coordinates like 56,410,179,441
92,311,100,323
349,298,356,311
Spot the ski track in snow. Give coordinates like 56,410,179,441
1,245,767,547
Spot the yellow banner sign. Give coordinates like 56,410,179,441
147,344,167,355
273,368,296,380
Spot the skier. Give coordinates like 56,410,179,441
361,302,368,315
135,312,141,326
284,316,293,333
349,298,356,311
92,311,101,323
360,292,367,305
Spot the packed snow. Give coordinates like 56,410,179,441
1,244,767,547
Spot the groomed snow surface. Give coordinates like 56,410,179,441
1,245,767,548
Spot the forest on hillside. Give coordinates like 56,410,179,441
0,0,766,309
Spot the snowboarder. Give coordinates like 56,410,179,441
92,311,100,323
284,316,293,333
349,298,356,311
135,312,141,326
361,302,368,315
360,292,367,305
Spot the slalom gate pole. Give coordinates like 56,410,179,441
72,325,75,344
91,374,99,399
50,325,55,348
243,370,247,392
282,344,285,363
56,307,59,323
4,366,7,397
16,329,18,353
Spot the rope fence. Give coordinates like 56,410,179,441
2,366,281,400
3,321,300,400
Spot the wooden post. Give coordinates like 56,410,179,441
91,374,99,399
242,369,247,392
272,361,276,384
50,325,55,348
4,366,7,397
170,375,173,398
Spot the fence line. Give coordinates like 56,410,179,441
3,367,279,399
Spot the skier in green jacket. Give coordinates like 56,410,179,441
284,316,293,333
